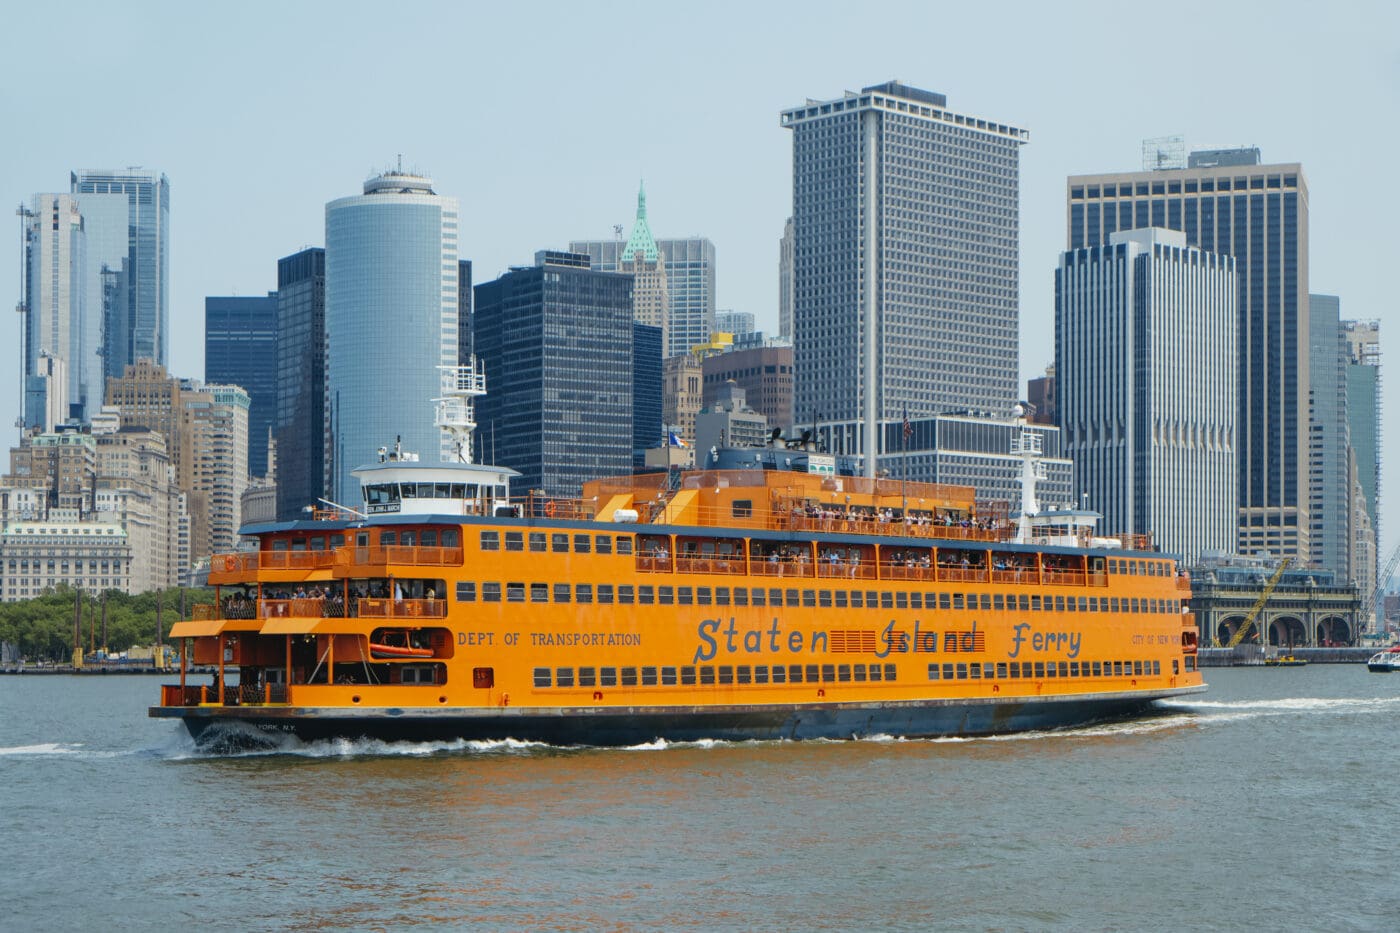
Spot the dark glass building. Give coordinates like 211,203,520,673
274,248,326,520
205,293,278,478
474,252,634,497
633,322,663,464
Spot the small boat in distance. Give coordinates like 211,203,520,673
1367,647,1400,673
1264,655,1308,667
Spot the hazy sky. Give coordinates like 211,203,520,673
3,1,1398,544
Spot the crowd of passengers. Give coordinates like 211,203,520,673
220,580,442,619
790,503,1003,532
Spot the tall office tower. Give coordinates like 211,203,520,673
713,311,755,337
274,248,325,521
778,216,794,339
71,170,170,382
663,351,705,447
1056,228,1237,564
457,259,473,360
782,82,1028,477
20,194,88,428
633,322,663,462
205,293,278,479
1067,151,1309,560
701,342,794,431
1344,319,1381,590
325,171,460,503
1,428,98,519
1307,295,1351,578
473,251,634,497
183,384,249,558
609,184,671,351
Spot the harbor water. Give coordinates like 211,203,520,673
2,667,1398,932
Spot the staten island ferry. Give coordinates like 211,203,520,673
150,364,1205,747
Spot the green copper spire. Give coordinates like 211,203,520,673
621,180,660,263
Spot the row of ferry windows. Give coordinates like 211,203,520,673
533,662,901,688
930,659,1165,680
480,531,632,556
455,581,1183,614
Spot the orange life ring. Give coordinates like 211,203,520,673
544,500,556,518
222,556,236,572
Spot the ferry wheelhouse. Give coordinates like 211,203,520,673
151,365,1205,746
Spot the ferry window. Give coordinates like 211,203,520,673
939,593,951,610
771,665,786,684
837,664,851,683
1152,661,1160,675
820,665,835,683
618,585,635,604
329,534,346,548
598,585,614,604
911,593,924,609
450,484,466,499
473,668,494,689
455,582,476,602
576,584,593,604
1130,598,1139,613
732,500,753,518
968,663,981,679
1134,661,1144,676
658,586,674,604
700,667,716,685
1053,596,1064,612
553,583,571,603
530,583,548,603
1092,661,1102,676
482,582,501,602
616,536,633,555
978,595,991,611
835,591,848,608
600,668,618,687
1078,597,1088,612
850,591,862,608
596,535,612,555
896,592,908,609
557,668,575,688
1009,663,1020,679
1172,659,1179,675
737,666,751,684
639,586,654,604
419,531,437,548
1070,661,1080,677
784,589,797,606
1058,662,1069,677
641,667,657,686
442,530,458,547
803,590,816,607
376,532,395,547
552,534,569,553
506,583,525,602
401,531,417,548
678,587,694,605
355,532,369,548
574,534,591,554
1033,662,1045,678
996,662,1008,678
819,590,832,607
1110,598,1120,613
1030,596,1041,611
716,587,730,606
529,532,546,552
718,666,734,685
853,664,867,682
697,587,712,605
804,664,820,683
869,664,883,682
662,667,677,686
681,667,696,685
755,665,769,684
953,594,964,610
1186,656,1196,672
533,668,551,688
1018,595,1030,612
993,594,1004,611
955,663,968,680
1046,663,1058,678
1066,597,1076,613
308,537,325,551
480,531,499,551
579,667,596,687
1113,661,1124,676
788,665,804,684
733,588,748,607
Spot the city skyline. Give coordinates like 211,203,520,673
2,1,1397,538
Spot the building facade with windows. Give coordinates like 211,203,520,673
782,82,1028,475
274,248,326,520
701,342,793,432
205,293,278,479
1066,153,1309,560
326,171,461,503
20,194,89,428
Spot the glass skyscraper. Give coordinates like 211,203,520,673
274,248,326,521
70,169,170,382
325,172,460,503
20,194,86,429
1067,155,1310,559
781,82,1027,476
474,252,635,497
205,293,279,479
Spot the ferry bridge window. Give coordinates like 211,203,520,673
443,530,458,547
697,587,711,605
639,586,655,604
379,532,396,547
552,534,569,553
678,587,694,605
641,667,657,686
716,587,730,606
553,583,571,603
420,530,437,547
480,531,499,551
681,666,696,685
700,666,716,685
574,535,591,554
600,668,618,687
596,535,612,555
529,532,546,552
616,536,633,555
455,582,475,602
533,667,551,688
556,667,574,687
576,585,593,604
482,582,501,602
402,531,417,547
598,585,614,604
662,667,677,685
507,583,525,602
737,666,751,684
618,585,635,604
771,665,787,684
579,667,596,687
530,583,548,603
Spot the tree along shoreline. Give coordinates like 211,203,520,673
0,585,213,663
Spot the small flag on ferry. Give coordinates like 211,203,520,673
668,432,688,448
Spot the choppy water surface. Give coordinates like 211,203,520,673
2,668,1399,931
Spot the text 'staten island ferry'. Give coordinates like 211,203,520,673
150,363,1205,747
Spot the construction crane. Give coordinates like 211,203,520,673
1361,540,1400,632
1224,558,1293,648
